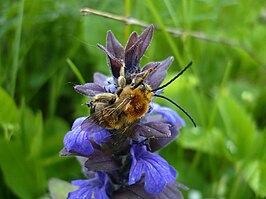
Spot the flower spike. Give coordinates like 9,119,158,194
62,25,190,199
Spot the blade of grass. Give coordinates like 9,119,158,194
48,67,68,117
10,0,24,97
145,0,184,66
163,0,179,27
189,61,233,193
208,61,232,129
66,58,85,84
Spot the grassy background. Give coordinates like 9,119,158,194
1,0,266,198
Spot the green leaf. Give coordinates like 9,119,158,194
0,139,45,199
29,111,43,158
242,160,266,197
20,106,43,158
179,127,225,157
240,128,266,196
41,117,69,166
218,94,256,160
48,178,76,199
0,87,19,139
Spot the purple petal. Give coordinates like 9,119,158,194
81,117,106,133
124,25,154,75
106,84,117,93
85,151,120,172
125,32,138,52
158,183,185,199
149,124,180,152
98,44,123,78
74,83,105,97
71,179,91,187
119,183,184,199
64,122,94,155
94,191,109,199
75,156,96,178
152,103,185,126
124,38,142,74
68,180,93,199
129,144,176,194
144,56,174,90
128,158,143,185
134,122,171,138
93,72,109,84
106,31,124,59
72,117,87,129
93,73,116,93
60,148,87,157
143,157,176,194
113,184,154,199
141,61,159,71
68,172,109,199
137,24,154,59
93,129,111,144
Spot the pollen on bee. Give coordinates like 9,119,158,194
124,88,151,122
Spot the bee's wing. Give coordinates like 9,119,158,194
108,122,137,153
81,96,132,131
106,96,132,116
81,116,106,133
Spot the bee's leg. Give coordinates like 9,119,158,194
92,93,117,103
133,63,160,88
90,93,117,113
119,62,125,77
116,63,126,95
90,102,110,114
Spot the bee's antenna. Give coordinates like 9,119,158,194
154,94,196,127
151,61,192,92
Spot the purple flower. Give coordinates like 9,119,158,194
62,25,189,199
97,24,154,79
151,103,186,126
64,117,94,155
113,183,186,199
64,117,110,155
129,144,176,194
68,172,110,199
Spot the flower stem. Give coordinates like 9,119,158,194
10,0,24,97
80,7,264,67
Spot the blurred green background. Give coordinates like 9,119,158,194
1,0,266,198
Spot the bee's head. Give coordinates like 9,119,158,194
129,63,159,90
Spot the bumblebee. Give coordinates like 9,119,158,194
82,65,155,131
82,62,196,138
